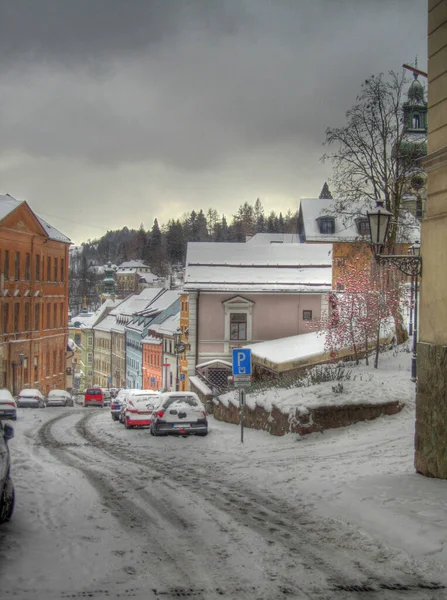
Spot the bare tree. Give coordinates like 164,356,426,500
322,71,426,252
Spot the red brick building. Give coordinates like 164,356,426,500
0,195,71,395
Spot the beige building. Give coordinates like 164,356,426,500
415,0,447,478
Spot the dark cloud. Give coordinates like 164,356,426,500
0,0,427,242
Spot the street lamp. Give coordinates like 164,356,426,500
367,200,422,381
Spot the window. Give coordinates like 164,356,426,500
230,313,247,341
34,304,40,331
46,351,50,376
23,358,29,384
14,303,19,332
4,250,9,280
47,257,51,282
355,218,369,236
413,113,420,129
35,255,40,281
74,333,81,345
60,302,64,327
25,253,31,280
34,356,38,382
54,258,58,282
302,310,313,321
53,303,57,328
61,258,65,282
53,350,57,374
88,352,93,364
3,303,9,334
14,252,20,281
317,217,335,234
46,303,51,329
24,302,30,331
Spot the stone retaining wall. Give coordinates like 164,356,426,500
213,398,403,436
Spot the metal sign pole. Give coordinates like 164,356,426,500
240,388,245,443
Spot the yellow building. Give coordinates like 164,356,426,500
415,0,447,478
179,293,189,390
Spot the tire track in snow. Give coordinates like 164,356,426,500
36,411,317,600
76,411,446,600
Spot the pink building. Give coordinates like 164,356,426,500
184,242,332,388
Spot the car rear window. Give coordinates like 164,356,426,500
163,396,199,408
86,389,101,396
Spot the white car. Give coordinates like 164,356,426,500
123,391,161,429
0,390,17,421
17,389,45,408
150,392,208,436
45,390,73,407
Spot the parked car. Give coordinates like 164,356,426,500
123,391,161,429
45,390,73,407
102,389,111,407
0,390,17,421
84,388,104,408
17,389,45,408
0,420,15,524
118,389,139,423
110,388,131,421
150,392,208,437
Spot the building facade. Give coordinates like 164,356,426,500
415,0,447,479
0,195,70,395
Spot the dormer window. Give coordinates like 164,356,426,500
317,216,335,234
355,218,370,236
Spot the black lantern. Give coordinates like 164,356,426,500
367,200,393,255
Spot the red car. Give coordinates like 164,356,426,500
84,388,104,408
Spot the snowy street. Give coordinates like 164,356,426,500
1,402,446,600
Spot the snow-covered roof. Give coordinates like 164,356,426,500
184,242,332,292
246,331,326,365
137,290,180,317
299,198,420,244
246,233,301,244
0,194,71,243
71,299,121,329
111,288,165,318
0,194,22,221
117,260,149,270
142,335,162,346
149,313,180,337
35,215,71,244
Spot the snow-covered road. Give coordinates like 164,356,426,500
1,405,446,600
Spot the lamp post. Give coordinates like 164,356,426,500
367,200,422,381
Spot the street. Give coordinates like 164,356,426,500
0,406,446,600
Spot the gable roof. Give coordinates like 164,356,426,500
0,194,71,243
299,198,420,243
184,242,332,293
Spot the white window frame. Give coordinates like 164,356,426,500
223,296,254,354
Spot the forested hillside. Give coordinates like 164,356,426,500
80,199,299,274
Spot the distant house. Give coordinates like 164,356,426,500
183,242,332,389
115,260,162,295
125,289,180,389
297,198,419,289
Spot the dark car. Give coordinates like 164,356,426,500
0,421,15,524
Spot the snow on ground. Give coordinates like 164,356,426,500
221,343,415,414
1,344,447,599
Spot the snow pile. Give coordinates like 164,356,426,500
220,344,413,414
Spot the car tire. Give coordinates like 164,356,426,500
197,431,209,437
124,419,132,429
0,478,15,524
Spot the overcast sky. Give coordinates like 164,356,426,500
0,0,427,244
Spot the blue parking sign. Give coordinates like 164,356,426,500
232,348,252,376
